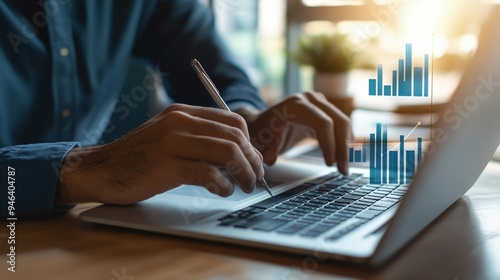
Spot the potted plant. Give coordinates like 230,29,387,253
291,32,357,115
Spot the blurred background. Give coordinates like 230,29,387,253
204,0,492,107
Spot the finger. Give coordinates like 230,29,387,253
304,92,352,174
163,103,251,140
167,113,264,181
171,159,234,197
170,133,258,193
261,130,283,165
282,96,337,166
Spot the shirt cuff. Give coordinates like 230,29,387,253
0,142,80,219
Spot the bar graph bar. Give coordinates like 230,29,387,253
400,135,405,183
368,43,430,97
377,64,383,96
404,43,412,96
349,139,368,163
388,151,398,184
406,150,416,182
367,123,423,184
354,150,361,162
369,79,376,96
424,54,429,97
382,124,388,184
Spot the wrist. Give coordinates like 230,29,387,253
55,145,109,206
234,106,261,124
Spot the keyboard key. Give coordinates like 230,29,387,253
294,220,315,226
307,173,339,184
276,225,303,234
373,201,395,208
309,225,332,233
380,198,399,204
233,212,279,228
252,219,289,231
365,194,384,200
343,194,363,200
344,205,365,212
373,190,391,195
352,201,371,207
356,210,382,220
351,190,370,196
334,199,352,205
275,204,295,210
300,216,322,222
338,210,356,216
300,230,324,238
379,186,397,191
308,212,328,218
219,216,243,226
267,208,287,213
326,221,363,241
290,208,311,214
359,198,377,204
321,193,341,200
313,209,332,215
285,209,306,217
325,180,350,187
253,184,317,208
386,194,402,200
311,197,330,203
304,202,323,208
320,219,344,227
324,215,348,222
369,205,388,211
332,212,353,219
282,201,302,207
340,185,358,190
323,204,343,211
278,215,299,221
344,173,363,180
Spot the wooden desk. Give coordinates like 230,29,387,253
2,161,500,280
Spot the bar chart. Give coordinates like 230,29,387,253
348,123,423,184
368,43,430,97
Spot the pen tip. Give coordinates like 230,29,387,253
259,178,273,197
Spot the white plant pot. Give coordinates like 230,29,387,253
313,72,350,99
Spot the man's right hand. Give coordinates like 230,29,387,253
55,104,264,206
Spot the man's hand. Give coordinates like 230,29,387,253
239,91,353,174
56,104,264,206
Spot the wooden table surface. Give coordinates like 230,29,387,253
2,161,500,280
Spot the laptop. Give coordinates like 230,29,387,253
80,8,500,267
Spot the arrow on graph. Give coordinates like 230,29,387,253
382,121,422,155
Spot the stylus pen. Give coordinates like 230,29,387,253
191,59,273,197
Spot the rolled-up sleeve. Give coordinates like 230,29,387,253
0,142,79,219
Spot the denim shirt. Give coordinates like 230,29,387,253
0,0,264,219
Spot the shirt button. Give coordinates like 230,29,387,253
59,47,69,57
61,109,71,118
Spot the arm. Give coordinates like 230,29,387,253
54,104,264,207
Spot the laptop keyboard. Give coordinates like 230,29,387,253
217,172,408,240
